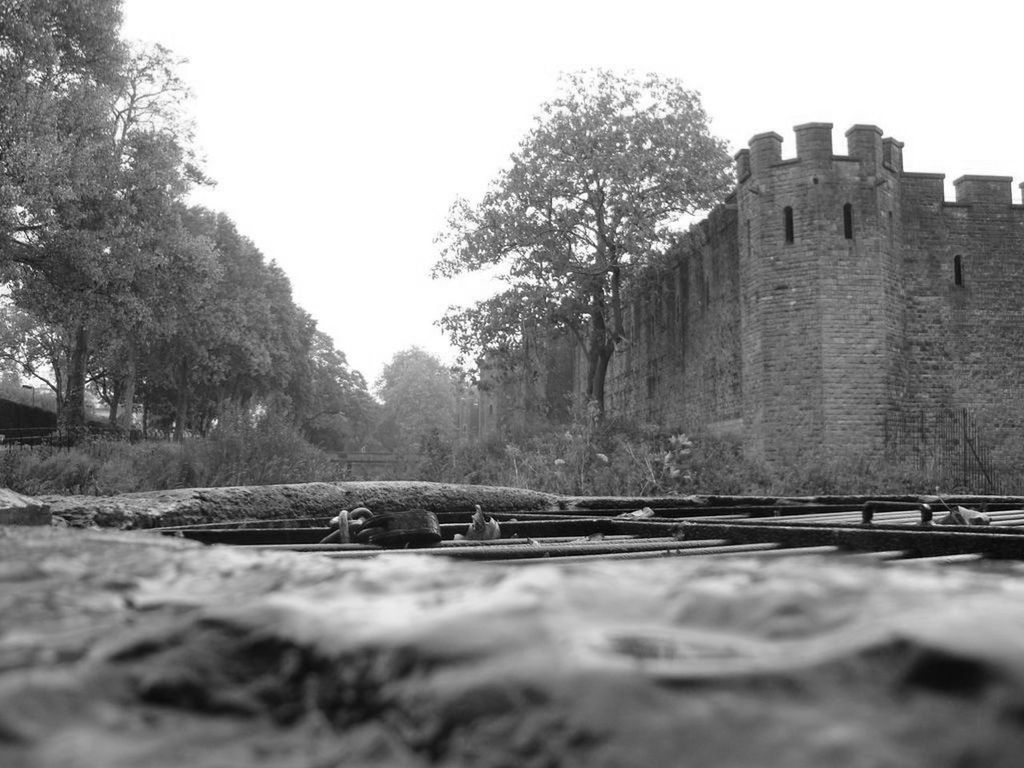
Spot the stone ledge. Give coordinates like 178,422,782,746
39,481,560,529
0,487,50,526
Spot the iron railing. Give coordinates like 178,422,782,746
884,409,1021,494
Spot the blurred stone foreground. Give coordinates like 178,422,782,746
3,483,1024,767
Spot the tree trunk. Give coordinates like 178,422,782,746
59,324,88,440
174,357,188,442
585,288,615,418
593,344,612,416
107,375,123,428
120,342,136,433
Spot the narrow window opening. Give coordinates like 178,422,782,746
843,203,854,240
954,255,963,287
784,206,794,243
888,211,893,244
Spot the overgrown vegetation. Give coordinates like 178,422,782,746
1,399,975,498
430,414,961,497
0,408,339,496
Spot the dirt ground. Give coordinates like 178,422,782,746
4,519,1024,767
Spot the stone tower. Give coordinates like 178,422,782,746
588,121,1024,476
734,123,904,461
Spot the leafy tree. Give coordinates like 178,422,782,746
434,70,732,414
99,42,206,429
0,0,124,259
0,4,374,451
0,0,125,275
298,330,379,452
375,347,457,452
0,28,211,434
0,0,123,81
0,1,125,432
0,303,69,402
137,209,322,441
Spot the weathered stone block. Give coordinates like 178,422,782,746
0,487,51,526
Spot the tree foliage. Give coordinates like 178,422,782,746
299,330,379,452
434,70,732,413
375,347,457,452
0,2,376,451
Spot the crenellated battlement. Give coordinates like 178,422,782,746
845,125,883,173
748,131,782,176
883,137,904,172
794,122,833,162
738,122,906,177
735,122,1020,206
954,175,1014,206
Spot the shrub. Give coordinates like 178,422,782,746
426,412,985,497
0,406,342,495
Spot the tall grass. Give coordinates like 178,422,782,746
0,408,341,496
0,403,1000,498
428,416,976,497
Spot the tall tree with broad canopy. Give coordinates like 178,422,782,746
434,70,732,415
298,330,380,452
375,347,457,452
0,0,125,433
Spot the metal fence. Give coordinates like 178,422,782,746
337,452,424,479
0,425,128,449
884,408,1021,494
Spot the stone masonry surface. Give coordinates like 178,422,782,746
595,123,1024,468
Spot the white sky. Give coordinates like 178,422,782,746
121,0,1024,384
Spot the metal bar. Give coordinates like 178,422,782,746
246,535,641,553
318,537,736,561
152,509,593,533
890,553,985,565
167,527,332,545
770,510,918,524
487,544,841,565
677,521,1024,559
155,517,334,531
756,520,1024,536
244,542,381,552
841,550,908,561
487,542,820,564
163,518,685,545
707,545,839,558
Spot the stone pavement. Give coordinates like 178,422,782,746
3,525,1024,767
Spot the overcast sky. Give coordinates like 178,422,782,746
121,0,1024,384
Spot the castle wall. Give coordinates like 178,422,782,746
593,122,1024,470
898,175,1024,458
602,204,742,432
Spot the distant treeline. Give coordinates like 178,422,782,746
0,1,375,449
